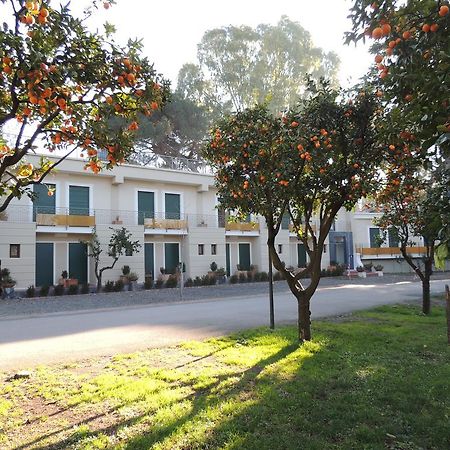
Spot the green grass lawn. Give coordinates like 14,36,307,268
1,302,449,450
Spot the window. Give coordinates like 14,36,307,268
33,183,56,220
369,227,382,248
69,185,89,216
198,244,204,255
388,227,399,247
165,193,181,220
10,244,20,258
281,213,290,230
277,244,283,254
138,191,155,225
211,244,217,255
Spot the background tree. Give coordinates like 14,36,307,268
178,16,340,115
84,227,141,292
0,0,169,212
204,85,382,341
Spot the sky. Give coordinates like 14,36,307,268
82,0,373,89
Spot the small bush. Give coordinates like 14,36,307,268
26,285,36,298
205,275,216,286
238,273,247,283
68,284,79,295
103,280,115,292
155,278,164,289
54,284,65,296
273,271,284,281
165,275,178,288
246,271,254,282
114,280,124,292
259,271,269,282
184,277,193,287
193,276,202,287
374,264,384,271
356,266,365,273
210,261,218,272
81,283,90,294
144,278,153,290
39,285,50,297
363,262,373,272
122,265,130,276
229,274,238,284
253,272,261,282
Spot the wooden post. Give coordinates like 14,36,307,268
446,285,450,345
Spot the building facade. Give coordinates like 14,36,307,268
0,154,446,289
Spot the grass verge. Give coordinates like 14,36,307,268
1,302,449,450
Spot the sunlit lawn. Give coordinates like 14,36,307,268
1,301,449,450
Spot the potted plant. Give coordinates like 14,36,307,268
120,265,130,284
356,266,366,278
1,268,16,299
127,272,139,290
58,270,68,286
216,267,226,284
374,264,384,276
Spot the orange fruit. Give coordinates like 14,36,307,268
402,31,411,39
375,54,383,63
404,94,413,102
386,47,393,56
439,5,449,16
371,27,383,39
430,23,439,32
381,23,391,35
40,8,49,18
422,23,430,32
388,40,396,48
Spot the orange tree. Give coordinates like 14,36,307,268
204,85,383,341
346,0,449,155
0,0,169,212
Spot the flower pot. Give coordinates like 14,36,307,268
357,272,366,278
376,271,384,277
64,278,78,287
2,285,15,299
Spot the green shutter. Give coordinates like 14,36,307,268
164,243,179,274
36,243,54,286
33,184,56,219
165,193,180,219
369,228,381,248
145,243,155,277
138,191,155,225
297,243,307,267
69,186,89,216
238,243,251,271
69,243,88,283
225,243,231,276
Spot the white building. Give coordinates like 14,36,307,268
0,154,444,289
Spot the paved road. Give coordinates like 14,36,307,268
0,278,448,371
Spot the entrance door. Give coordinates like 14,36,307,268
145,243,155,277
238,243,251,271
164,243,179,274
36,243,54,286
297,243,307,267
69,243,88,283
225,243,231,276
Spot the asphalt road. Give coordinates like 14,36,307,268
1,278,448,371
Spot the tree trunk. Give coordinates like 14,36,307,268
422,258,432,315
97,273,102,293
297,295,312,341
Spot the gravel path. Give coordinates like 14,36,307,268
1,273,448,318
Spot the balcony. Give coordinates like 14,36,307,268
356,246,427,257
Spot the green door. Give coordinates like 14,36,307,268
297,243,307,267
226,243,231,276
165,193,180,219
69,186,89,216
145,243,155,277
33,183,56,219
238,243,251,271
164,243,179,274
138,191,155,225
36,243,54,286
69,243,88,283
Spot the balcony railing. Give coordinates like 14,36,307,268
356,246,427,256
225,221,260,232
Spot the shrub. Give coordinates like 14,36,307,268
144,278,153,290
374,264,384,271
193,276,202,287
39,285,50,297
68,284,79,295
184,277,193,288
103,280,115,292
26,285,36,298
330,264,346,276
356,266,365,273
238,272,247,283
203,275,216,286
363,262,373,272
253,272,262,282
114,280,124,292
54,284,65,296
122,265,130,276
128,272,139,282
273,271,282,281
246,271,254,282
259,271,269,282
229,274,238,284
61,270,68,279
165,275,178,288
155,278,164,289
210,261,218,272
81,283,90,294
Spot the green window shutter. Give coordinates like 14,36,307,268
297,243,307,267
138,191,155,225
165,193,180,219
69,186,89,216
33,184,56,219
238,243,251,271
369,227,381,248
145,243,155,276
164,243,179,274
225,243,231,276
35,243,54,286
281,213,290,230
